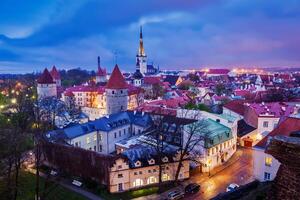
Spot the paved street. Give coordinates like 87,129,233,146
134,147,254,200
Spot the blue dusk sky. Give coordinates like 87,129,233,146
0,0,300,73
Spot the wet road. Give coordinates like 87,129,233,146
134,147,254,200
185,148,254,200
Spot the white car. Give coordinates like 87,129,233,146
167,190,184,200
226,183,239,192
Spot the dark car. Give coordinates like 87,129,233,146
185,183,200,194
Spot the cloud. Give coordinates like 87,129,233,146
0,0,300,73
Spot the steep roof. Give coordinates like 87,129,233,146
106,65,127,89
224,100,247,116
97,66,106,76
37,68,55,84
255,117,300,149
164,75,179,86
50,66,60,79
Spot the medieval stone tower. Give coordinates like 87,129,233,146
37,68,57,99
105,64,128,115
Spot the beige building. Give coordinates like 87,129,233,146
109,151,189,193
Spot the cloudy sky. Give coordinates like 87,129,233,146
0,0,300,73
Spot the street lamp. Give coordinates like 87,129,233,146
207,159,212,176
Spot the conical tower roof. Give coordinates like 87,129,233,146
106,65,127,89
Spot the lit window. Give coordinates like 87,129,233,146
265,157,272,166
133,179,143,187
147,176,157,184
162,174,170,182
86,137,90,144
263,121,269,128
94,134,97,141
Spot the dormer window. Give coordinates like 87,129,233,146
135,161,141,167
148,159,155,165
162,157,168,163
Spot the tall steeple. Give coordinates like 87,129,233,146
138,26,145,56
136,26,147,74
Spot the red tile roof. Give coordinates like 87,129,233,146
255,117,300,148
106,65,127,89
97,66,107,76
144,76,161,85
50,65,60,79
37,68,55,84
234,89,251,97
248,102,294,118
223,100,247,115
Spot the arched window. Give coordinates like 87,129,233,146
147,176,157,184
133,179,143,187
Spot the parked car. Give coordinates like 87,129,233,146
167,190,184,200
185,183,200,194
226,183,239,192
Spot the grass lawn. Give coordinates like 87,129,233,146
0,170,88,200
94,183,174,200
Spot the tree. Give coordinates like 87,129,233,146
0,89,35,200
174,110,210,183
152,83,165,99
215,83,226,96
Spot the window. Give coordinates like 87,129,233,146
133,179,143,187
162,174,170,181
112,90,115,94
264,172,271,180
118,165,122,169
148,170,151,173
118,174,123,178
265,157,272,166
75,142,78,147
114,132,117,138
98,145,102,152
94,146,96,151
134,172,138,175
147,176,157,184
94,134,97,141
121,90,123,94
118,183,123,192
124,129,126,135
99,134,102,141
119,131,121,137
86,137,90,144
263,121,269,128
153,169,157,172
139,171,142,175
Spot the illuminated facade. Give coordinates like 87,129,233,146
62,65,144,120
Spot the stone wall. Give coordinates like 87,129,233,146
265,136,300,200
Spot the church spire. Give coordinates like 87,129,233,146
138,26,145,56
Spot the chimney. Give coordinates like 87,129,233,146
97,56,101,68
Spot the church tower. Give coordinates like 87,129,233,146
37,68,57,99
136,26,147,74
105,65,128,115
96,56,107,84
